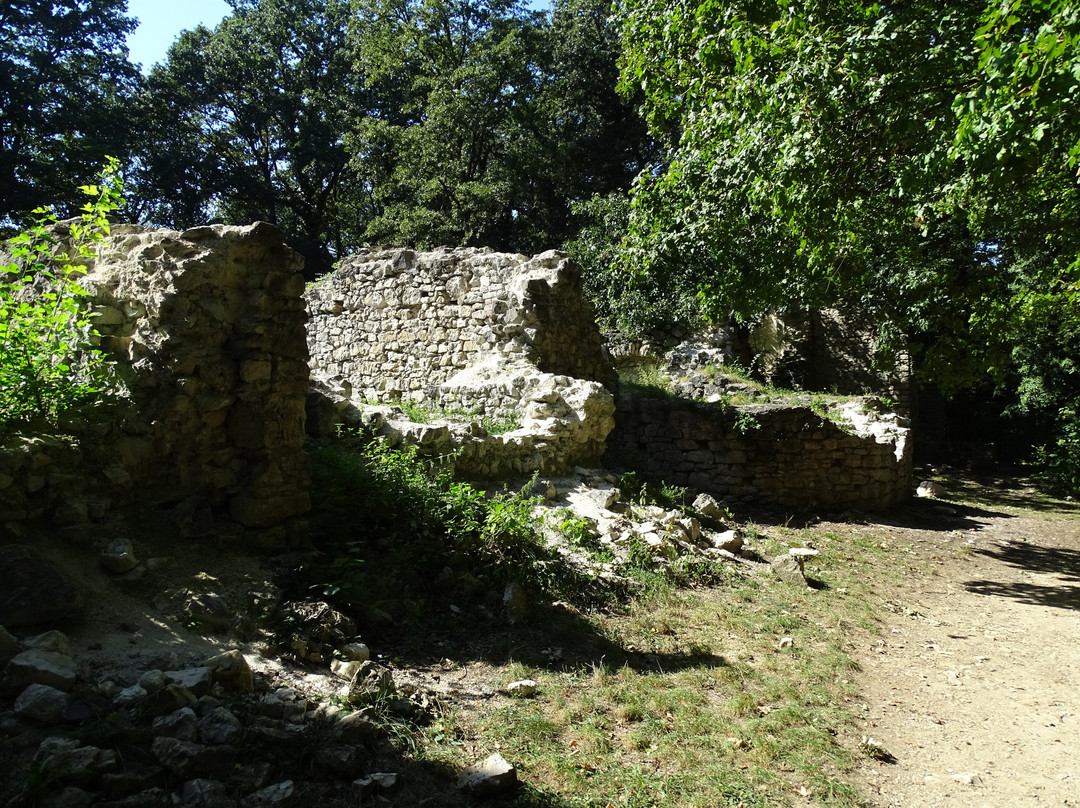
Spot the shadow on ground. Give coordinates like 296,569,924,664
964,538,1080,611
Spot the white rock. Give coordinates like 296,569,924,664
458,753,517,796
506,679,538,697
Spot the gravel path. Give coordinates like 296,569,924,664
842,489,1080,807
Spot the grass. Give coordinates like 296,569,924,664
407,548,881,808
369,397,523,434
293,432,908,807
619,361,873,432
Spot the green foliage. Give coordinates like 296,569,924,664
383,398,521,434
618,471,687,511
617,0,1080,490
0,158,123,426
133,0,367,275
307,434,604,610
566,191,704,337
731,413,761,437
0,0,140,223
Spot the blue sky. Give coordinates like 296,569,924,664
125,0,551,71
126,0,232,71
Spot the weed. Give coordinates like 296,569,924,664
303,433,612,613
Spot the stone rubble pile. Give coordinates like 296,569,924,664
532,470,756,575
0,624,456,808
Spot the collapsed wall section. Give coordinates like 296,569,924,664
306,247,616,404
608,395,912,510
306,247,617,476
0,222,311,546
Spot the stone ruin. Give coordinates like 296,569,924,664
305,247,617,478
1,222,310,549
1,223,914,552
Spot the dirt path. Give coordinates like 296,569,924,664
833,484,1080,807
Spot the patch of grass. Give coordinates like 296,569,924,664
619,363,675,397
373,397,522,434
412,539,880,807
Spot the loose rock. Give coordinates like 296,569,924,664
458,753,517,797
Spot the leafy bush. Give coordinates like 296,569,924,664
305,434,606,612
1,158,123,427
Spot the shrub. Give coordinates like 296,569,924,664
1,158,123,427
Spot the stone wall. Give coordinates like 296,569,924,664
0,222,311,547
306,247,616,403
306,248,617,476
608,394,912,510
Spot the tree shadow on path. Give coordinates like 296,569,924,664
964,539,1080,611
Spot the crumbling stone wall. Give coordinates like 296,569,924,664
0,223,311,546
306,248,617,476
306,247,616,404
608,394,912,510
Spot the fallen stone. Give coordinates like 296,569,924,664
100,538,139,574
0,624,18,665
458,753,517,797
348,661,395,705
916,480,945,498
314,745,367,778
151,707,199,741
342,641,370,662
138,670,168,693
178,778,230,808
770,554,808,586
205,650,254,692
503,582,529,623
151,737,237,780
331,659,365,681
0,544,83,627
185,593,232,632
951,772,983,786
165,667,212,697
25,629,72,655
331,709,381,744
14,682,70,723
198,706,242,745
1,649,78,694
352,777,377,800
142,684,199,718
34,737,119,786
709,529,743,554
370,772,399,790
114,684,148,707
240,781,296,807
692,493,726,520
506,679,538,697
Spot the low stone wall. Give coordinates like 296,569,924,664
608,394,912,510
1,222,311,547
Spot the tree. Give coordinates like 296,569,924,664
616,0,1080,487
347,0,550,250
0,0,140,225
131,0,371,274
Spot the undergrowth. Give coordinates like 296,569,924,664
304,433,610,615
